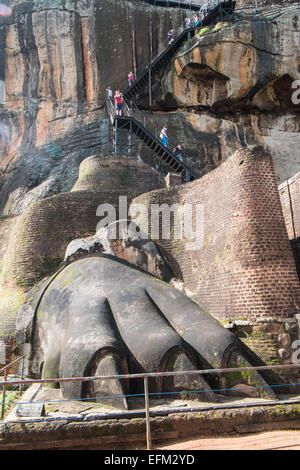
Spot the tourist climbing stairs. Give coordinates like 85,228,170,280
106,97,197,182
107,1,236,182
123,0,235,101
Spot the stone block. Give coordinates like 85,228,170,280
165,173,182,187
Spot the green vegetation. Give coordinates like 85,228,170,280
198,27,210,35
195,22,230,37
1,390,19,417
212,22,230,32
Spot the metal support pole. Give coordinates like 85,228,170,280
1,368,8,420
19,357,24,397
107,118,111,154
186,169,191,183
144,377,151,450
114,120,118,154
129,119,133,156
149,68,152,108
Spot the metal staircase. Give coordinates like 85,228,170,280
123,1,235,102
137,1,208,10
107,97,197,182
107,0,236,182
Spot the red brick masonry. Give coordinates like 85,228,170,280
132,146,300,323
279,171,300,280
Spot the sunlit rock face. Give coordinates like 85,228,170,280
160,7,300,109
148,3,300,183
0,0,299,217
0,0,184,215
0,0,299,377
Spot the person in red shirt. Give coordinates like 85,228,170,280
114,90,123,116
128,72,135,86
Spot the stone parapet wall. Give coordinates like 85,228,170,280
1,156,163,290
2,402,300,450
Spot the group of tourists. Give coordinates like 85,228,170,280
184,0,219,29
169,0,219,46
106,72,136,116
106,91,185,160
159,125,183,161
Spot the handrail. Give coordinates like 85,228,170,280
1,362,300,388
0,356,25,375
1,362,300,450
106,94,197,180
122,1,235,98
1,356,25,420
134,0,232,12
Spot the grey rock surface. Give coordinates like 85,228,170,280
21,255,276,408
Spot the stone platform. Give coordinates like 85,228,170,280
1,385,300,450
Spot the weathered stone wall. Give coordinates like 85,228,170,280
279,172,300,242
1,0,299,216
2,401,300,450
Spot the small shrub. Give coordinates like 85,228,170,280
2,390,19,417
212,23,223,32
198,27,210,36
212,22,230,32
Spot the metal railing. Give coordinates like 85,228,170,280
135,0,230,10
1,362,300,449
106,95,198,180
0,356,25,420
120,1,235,98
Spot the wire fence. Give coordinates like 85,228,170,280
1,360,300,449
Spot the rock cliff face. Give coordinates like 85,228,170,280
143,2,300,182
0,0,299,217
0,0,299,363
0,0,185,215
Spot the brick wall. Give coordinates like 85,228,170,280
279,172,300,280
131,146,300,324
